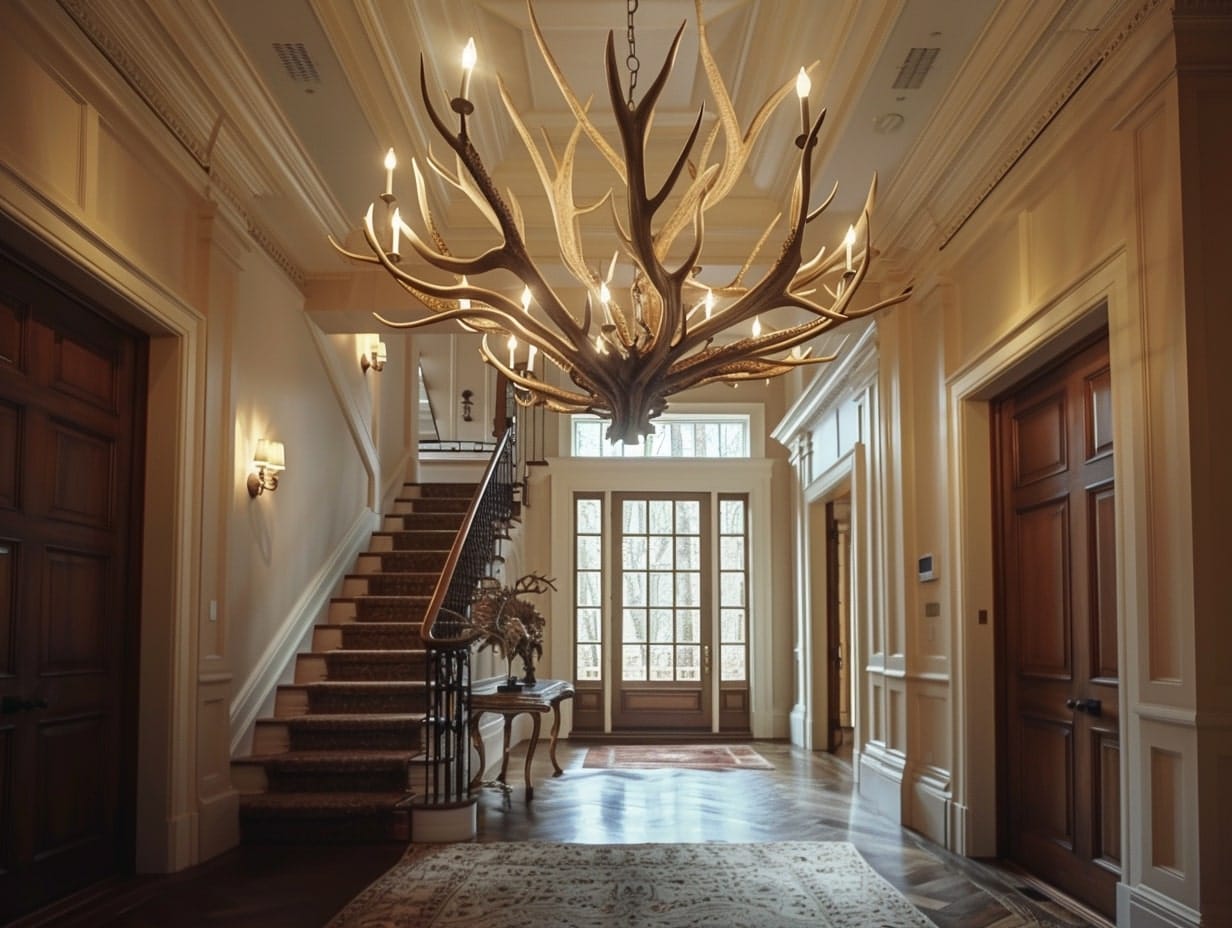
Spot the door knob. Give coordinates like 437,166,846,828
702,645,711,677
1066,697,1102,716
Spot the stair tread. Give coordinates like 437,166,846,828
280,713,425,726
323,649,427,657
240,749,421,766
287,680,428,690
316,622,423,629
349,594,432,601
240,792,415,816
345,571,443,579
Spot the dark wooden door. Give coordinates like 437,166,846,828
0,252,145,920
995,333,1120,917
611,493,712,730
825,501,842,752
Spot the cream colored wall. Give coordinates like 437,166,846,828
375,333,414,498
0,3,414,874
776,4,1228,924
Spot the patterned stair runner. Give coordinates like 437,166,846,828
232,483,476,843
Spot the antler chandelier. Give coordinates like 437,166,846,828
332,0,911,444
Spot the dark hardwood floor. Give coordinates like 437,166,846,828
20,741,1110,927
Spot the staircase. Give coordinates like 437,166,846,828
232,482,476,843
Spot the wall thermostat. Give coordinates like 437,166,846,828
918,553,937,582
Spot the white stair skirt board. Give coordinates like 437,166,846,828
412,801,477,844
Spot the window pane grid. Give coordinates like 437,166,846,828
617,495,705,683
575,495,604,681
718,494,749,682
571,414,750,458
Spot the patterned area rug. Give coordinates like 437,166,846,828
327,841,935,927
582,744,774,770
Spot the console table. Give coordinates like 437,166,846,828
469,678,574,799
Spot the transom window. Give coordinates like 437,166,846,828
571,413,750,458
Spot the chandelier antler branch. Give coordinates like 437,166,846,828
331,0,912,443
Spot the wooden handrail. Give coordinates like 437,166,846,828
418,426,515,647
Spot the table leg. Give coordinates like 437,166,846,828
524,712,543,800
498,715,514,784
548,699,565,777
468,711,485,791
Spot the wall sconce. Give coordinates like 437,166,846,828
360,340,387,373
247,438,286,498
461,389,474,422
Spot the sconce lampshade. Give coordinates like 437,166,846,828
361,339,388,373
253,438,285,472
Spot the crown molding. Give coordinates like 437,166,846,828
54,0,332,288
935,0,1164,252
876,0,1164,272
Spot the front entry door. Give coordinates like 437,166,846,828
995,333,1120,917
0,252,145,920
611,493,712,730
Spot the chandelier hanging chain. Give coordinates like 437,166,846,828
626,0,640,108
330,0,912,444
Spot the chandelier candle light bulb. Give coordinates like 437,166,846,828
460,37,477,101
796,68,811,140
332,0,912,444
521,285,532,313
383,148,396,197
507,334,517,368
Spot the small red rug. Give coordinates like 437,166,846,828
582,744,773,771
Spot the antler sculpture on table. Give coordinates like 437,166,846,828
331,0,912,444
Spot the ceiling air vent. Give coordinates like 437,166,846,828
273,42,321,83
892,47,939,90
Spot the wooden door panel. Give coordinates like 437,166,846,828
0,251,143,921
1094,733,1121,867
997,332,1118,918
43,549,109,673
52,334,119,412
1012,393,1067,486
1086,369,1113,459
0,725,12,871
0,542,13,675
0,403,17,507
1018,716,1074,848
1090,488,1118,680
36,713,109,852
0,297,21,367
1014,500,1071,678
48,423,114,528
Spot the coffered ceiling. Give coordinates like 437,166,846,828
55,0,1140,331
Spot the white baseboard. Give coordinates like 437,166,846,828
1121,884,1201,928
947,800,969,855
907,766,951,846
858,745,905,825
228,508,380,756
789,704,807,747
